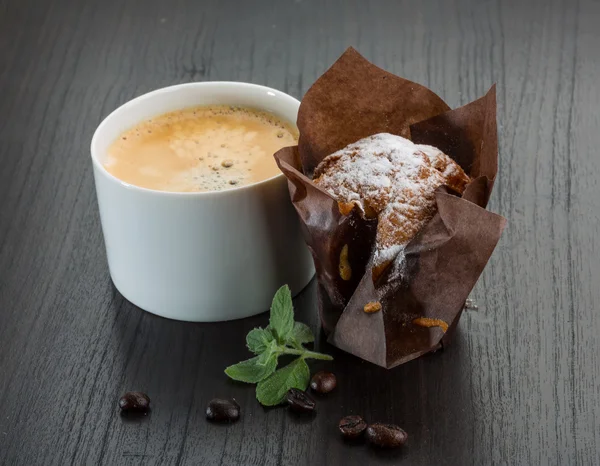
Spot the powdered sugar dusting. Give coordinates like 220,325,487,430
415,144,470,192
313,133,470,273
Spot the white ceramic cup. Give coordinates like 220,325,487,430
91,82,314,322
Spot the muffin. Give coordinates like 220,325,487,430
274,48,505,368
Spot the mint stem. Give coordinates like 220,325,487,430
280,347,333,361
290,340,304,351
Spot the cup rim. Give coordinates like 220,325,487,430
90,81,300,198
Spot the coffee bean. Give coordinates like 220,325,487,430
206,398,240,422
338,415,367,439
365,423,408,448
118,391,150,414
286,388,316,413
310,371,337,394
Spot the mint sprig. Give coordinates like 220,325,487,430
225,285,332,406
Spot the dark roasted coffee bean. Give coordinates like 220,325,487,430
118,391,150,414
310,371,337,394
366,423,408,448
338,415,367,439
286,388,316,413
206,398,240,422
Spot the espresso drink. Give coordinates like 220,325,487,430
105,105,298,192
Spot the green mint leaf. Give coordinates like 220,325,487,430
256,358,310,406
225,355,278,384
246,328,275,354
269,285,294,344
290,322,314,345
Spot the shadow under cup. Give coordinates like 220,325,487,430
90,82,315,322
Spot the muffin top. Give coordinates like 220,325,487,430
313,133,470,269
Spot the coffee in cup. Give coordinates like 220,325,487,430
105,105,298,192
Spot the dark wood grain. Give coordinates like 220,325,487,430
1,0,599,464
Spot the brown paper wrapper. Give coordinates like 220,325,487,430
274,48,507,368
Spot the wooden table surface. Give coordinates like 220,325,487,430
1,0,599,464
